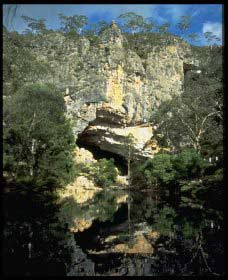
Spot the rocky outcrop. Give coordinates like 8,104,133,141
70,218,93,233
73,147,97,164
29,23,199,160
78,119,155,159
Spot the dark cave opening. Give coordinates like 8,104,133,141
76,136,128,175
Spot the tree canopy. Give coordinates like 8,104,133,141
21,15,47,34
151,55,223,157
204,31,221,45
177,15,192,34
3,28,52,95
3,83,76,187
58,13,88,35
118,12,145,34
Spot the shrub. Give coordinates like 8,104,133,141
91,158,118,187
141,153,176,186
172,149,207,179
152,206,177,236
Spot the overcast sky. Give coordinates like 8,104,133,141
3,4,223,46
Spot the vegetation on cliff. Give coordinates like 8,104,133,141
151,46,223,158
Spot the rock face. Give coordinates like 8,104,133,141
78,117,155,159
73,147,97,164
29,23,199,159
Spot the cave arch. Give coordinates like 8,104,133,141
76,135,128,175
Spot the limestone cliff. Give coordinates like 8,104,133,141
29,22,201,160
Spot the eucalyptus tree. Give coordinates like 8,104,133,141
3,83,76,186
58,13,88,35
118,12,144,34
143,17,156,33
3,29,52,96
124,133,135,237
21,15,47,34
97,20,110,33
204,31,221,46
157,22,171,34
177,15,192,34
151,70,223,156
188,32,199,43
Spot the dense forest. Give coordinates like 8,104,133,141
2,7,224,276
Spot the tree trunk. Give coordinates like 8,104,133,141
30,138,36,177
128,147,131,237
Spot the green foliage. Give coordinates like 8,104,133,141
152,206,177,236
72,158,118,188
188,32,199,43
91,158,118,187
172,149,207,179
141,153,176,186
138,149,207,195
176,15,192,34
58,13,88,35
3,83,76,187
74,162,91,177
21,15,47,34
124,133,135,157
151,49,223,156
124,32,183,59
143,17,156,33
92,191,117,222
118,12,144,34
180,218,202,239
97,20,110,34
3,29,52,95
204,31,221,45
3,81,76,274
83,20,109,39
157,22,171,34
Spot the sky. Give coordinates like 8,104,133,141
3,4,223,46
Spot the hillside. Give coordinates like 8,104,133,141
3,21,224,276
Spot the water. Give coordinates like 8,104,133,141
68,187,224,276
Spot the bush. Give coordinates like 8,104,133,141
172,149,207,179
152,206,177,236
140,149,207,186
140,153,176,186
91,158,118,187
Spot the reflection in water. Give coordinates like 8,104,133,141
69,186,224,276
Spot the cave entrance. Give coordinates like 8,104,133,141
76,137,128,175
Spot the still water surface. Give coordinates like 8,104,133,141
68,188,224,276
